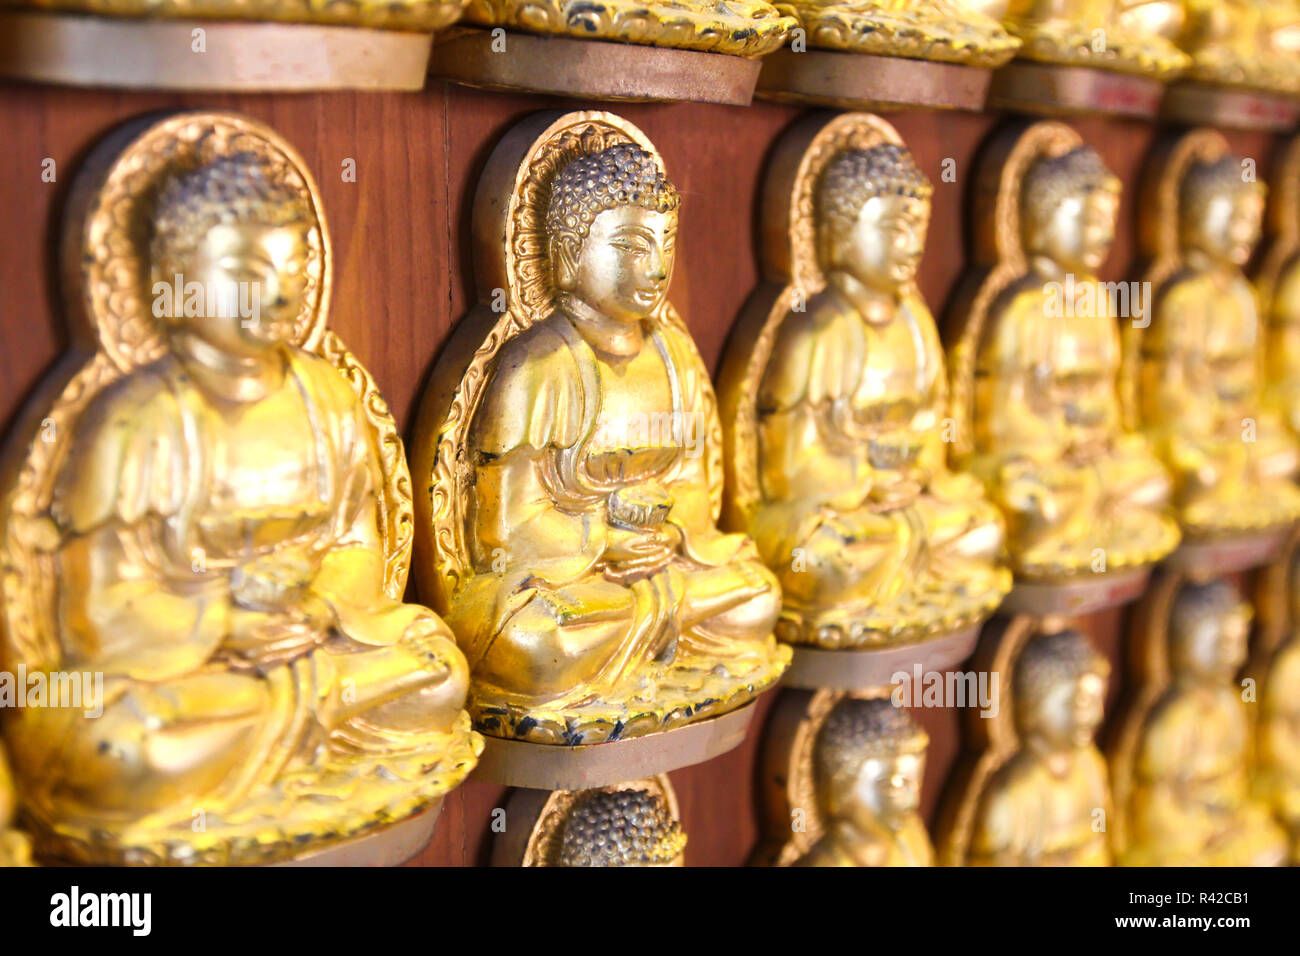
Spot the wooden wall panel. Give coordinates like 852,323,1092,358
0,79,1284,866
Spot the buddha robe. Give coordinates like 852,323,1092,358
450,311,781,707
1258,635,1300,862
10,347,469,845
749,286,1005,634
969,747,1112,866
1125,683,1287,866
973,275,1176,576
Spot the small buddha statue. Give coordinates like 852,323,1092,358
997,0,1187,76
747,143,1010,648
5,149,477,864
556,787,687,866
445,141,788,742
795,696,933,866
768,0,1019,66
0,750,32,867
968,145,1179,579
968,629,1112,866
1136,153,1300,540
1122,579,1287,866
1256,559,1300,862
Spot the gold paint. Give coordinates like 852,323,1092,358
461,0,795,57
1110,577,1286,865
769,1,1020,67
412,111,789,748
0,749,32,866
937,621,1113,865
3,0,467,29
996,0,1188,77
949,122,1179,582
721,113,1010,651
0,112,479,865
1123,128,1300,541
517,776,686,866
1174,0,1300,95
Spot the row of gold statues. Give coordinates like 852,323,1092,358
4,0,1300,111
2,105,1300,866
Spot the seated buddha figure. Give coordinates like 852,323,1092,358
1256,559,1300,862
796,696,933,866
749,144,1010,647
447,143,787,740
968,629,1112,866
7,152,475,864
1137,154,1300,539
1176,0,1300,93
970,146,1178,579
1122,580,1286,866
556,787,687,867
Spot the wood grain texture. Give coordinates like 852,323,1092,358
0,80,1282,866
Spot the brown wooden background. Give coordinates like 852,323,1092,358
0,78,1281,866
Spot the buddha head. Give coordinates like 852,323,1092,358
150,152,312,358
816,144,932,294
1169,578,1251,682
547,143,680,326
1020,146,1121,274
1013,629,1109,752
813,697,928,831
1178,154,1265,268
556,787,687,867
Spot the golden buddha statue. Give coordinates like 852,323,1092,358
722,114,1010,652
794,697,932,866
0,113,479,865
950,124,1178,585
1255,556,1300,862
0,750,32,866
1174,0,1300,94
768,0,1019,66
965,629,1112,866
996,0,1187,76
1114,579,1286,866
414,112,789,749
1128,132,1300,542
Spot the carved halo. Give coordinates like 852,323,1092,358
1119,127,1232,428
946,120,1082,462
418,110,719,612
0,111,414,670
720,111,905,530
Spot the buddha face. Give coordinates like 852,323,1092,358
1174,602,1250,680
841,750,924,827
1184,187,1264,267
1026,670,1107,750
159,220,309,358
557,205,676,325
1028,185,1118,273
834,194,927,293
